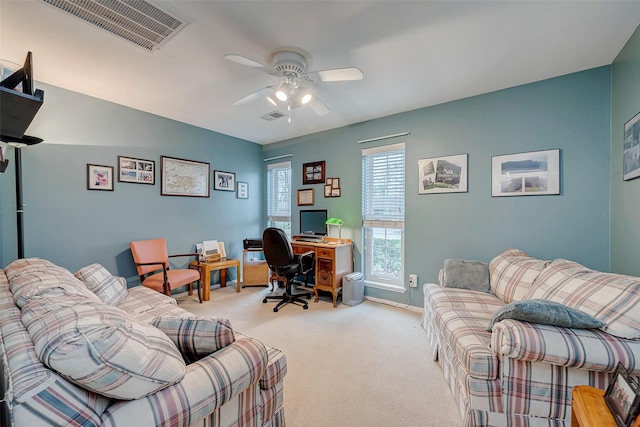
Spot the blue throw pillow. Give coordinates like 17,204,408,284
443,259,491,293
486,299,605,331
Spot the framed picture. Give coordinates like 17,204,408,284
604,363,640,427
297,188,314,206
326,178,333,186
161,156,210,197
324,185,332,197
331,188,341,197
87,164,114,191
237,181,248,199
418,154,468,194
214,170,236,192
303,161,325,185
624,111,640,181
117,156,155,184
491,149,560,197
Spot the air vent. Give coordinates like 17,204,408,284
41,0,189,52
261,111,287,121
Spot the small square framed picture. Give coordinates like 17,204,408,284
214,170,236,191
87,164,114,191
237,181,248,199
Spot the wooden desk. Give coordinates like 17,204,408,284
290,236,353,307
189,258,240,301
571,385,617,427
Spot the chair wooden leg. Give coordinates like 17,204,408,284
188,282,193,296
196,280,202,303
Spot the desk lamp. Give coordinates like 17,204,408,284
325,218,344,243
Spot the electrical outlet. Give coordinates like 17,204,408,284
409,274,418,288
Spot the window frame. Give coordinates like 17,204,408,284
361,143,406,292
266,161,292,237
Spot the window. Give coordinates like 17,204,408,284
267,161,292,236
362,143,405,291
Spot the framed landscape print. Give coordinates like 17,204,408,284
161,156,210,197
418,154,468,194
303,161,325,185
214,170,236,191
624,111,640,181
118,156,155,184
87,164,114,191
491,149,560,197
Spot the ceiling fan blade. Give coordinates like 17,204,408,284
224,54,268,71
310,67,364,82
232,86,274,106
309,97,330,116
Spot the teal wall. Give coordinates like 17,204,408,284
264,67,612,307
2,55,631,309
611,25,640,276
0,82,265,286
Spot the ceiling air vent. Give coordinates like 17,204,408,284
261,111,287,122
41,0,189,52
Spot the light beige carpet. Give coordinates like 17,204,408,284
176,284,462,427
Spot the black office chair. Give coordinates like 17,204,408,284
262,227,315,312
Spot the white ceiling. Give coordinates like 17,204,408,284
2,1,640,145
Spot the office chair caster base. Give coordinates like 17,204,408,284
263,298,268,303
273,307,279,312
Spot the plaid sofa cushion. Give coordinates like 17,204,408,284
22,293,186,399
525,258,640,339
433,306,498,381
75,263,128,305
6,258,101,307
489,249,550,304
11,259,187,400
152,316,236,364
492,318,640,373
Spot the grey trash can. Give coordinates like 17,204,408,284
342,272,364,306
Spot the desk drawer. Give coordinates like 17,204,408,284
316,270,332,285
317,248,335,258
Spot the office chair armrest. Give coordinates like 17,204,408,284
296,250,315,275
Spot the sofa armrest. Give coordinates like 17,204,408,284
100,335,268,426
491,319,640,374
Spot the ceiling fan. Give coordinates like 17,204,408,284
225,46,363,120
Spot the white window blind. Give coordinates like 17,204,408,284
362,143,405,228
267,161,291,222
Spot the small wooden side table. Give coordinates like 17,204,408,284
571,385,617,427
189,258,240,301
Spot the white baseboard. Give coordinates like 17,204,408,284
364,295,423,313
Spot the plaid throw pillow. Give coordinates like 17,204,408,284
75,263,128,305
152,316,236,364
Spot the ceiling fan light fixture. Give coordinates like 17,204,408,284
298,86,312,104
276,80,291,101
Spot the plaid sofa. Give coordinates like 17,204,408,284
0,258,287,427
422,249,640,427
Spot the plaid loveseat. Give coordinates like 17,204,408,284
422,249,640,427
0,258,287,427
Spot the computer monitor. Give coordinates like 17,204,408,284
299,209,327,236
